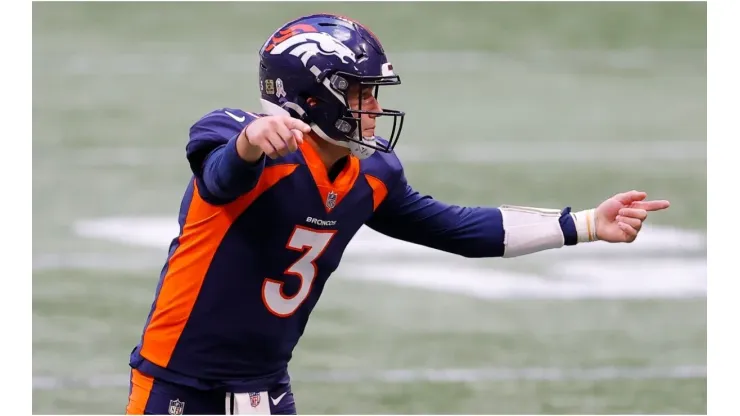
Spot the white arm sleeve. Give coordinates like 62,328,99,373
500,205,597,258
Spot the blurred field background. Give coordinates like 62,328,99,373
32,1,706,414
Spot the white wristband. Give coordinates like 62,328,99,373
571,209,598,243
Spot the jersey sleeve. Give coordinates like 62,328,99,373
186,109,265,204
364,153,578,258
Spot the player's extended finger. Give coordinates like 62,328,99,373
618,221,638,241
616,214,642,231
630,199,671,212
614,190,648,205
283,117,312,134
618,207,647,220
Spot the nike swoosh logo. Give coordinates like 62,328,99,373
270,392,287,406
224,110,245,123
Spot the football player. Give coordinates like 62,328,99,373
125,13,670,415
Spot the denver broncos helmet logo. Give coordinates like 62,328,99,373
266,25,357,67
264,24,317,52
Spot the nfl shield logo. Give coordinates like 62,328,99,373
168,399,185,415
325,191,338,209
249,392,261,408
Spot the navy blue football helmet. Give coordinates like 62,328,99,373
258,14,405,159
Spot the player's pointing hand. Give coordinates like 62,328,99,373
595,190,671,243
238,115,312,161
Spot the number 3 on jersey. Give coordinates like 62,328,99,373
262,226,337,317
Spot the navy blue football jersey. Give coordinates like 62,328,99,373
129,108,520,392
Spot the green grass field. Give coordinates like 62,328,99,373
32,2,706,414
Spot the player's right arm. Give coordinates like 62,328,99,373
186,110,310,204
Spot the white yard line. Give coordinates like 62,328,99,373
71,217,705,255
32,365,706,391
32,218,707,300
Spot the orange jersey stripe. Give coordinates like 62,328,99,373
140,164,299,367
364,174,388,211
125,369,155,414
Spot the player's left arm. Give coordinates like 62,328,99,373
365,168,670,258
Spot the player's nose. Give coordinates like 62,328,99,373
366,96,383,117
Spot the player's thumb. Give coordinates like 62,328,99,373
285,117,312,134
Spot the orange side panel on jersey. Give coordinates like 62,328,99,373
140,164,299,367
125,369,155,415
300,140,359,213
364,174,389,211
